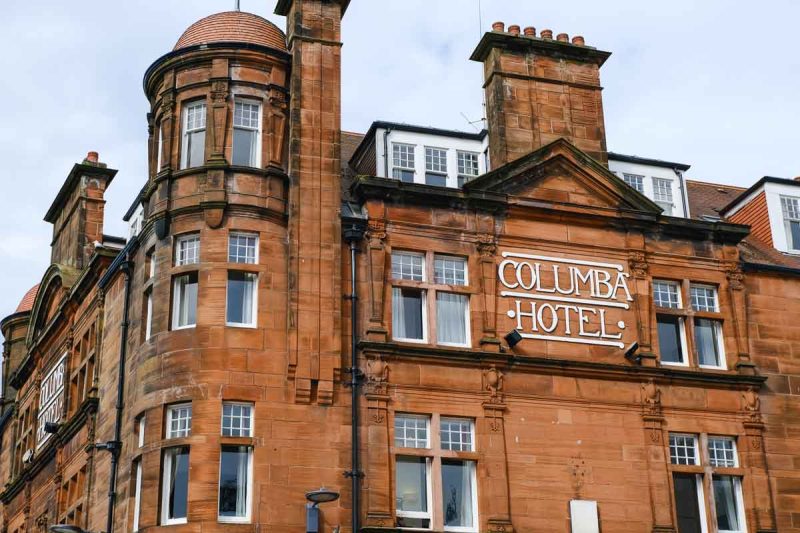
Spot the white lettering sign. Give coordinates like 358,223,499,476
36,354,66,449
499,252,633,349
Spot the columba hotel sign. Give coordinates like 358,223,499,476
499,252,634,349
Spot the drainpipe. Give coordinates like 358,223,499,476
674,167,690,218
382,128,392,178
104,256,133,533
343,220,366,532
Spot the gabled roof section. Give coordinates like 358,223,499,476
720,176,800,216
464,138,663,214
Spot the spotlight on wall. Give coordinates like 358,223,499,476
44,421,61,434
505,329,523,348
624,341,641,364
305,488,340,533
49,525,88,533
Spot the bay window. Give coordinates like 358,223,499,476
232,99,262,167
425,147,448,187
392,251,470,347
668,434,746,533
394,414,478,532
181,101,206,169
780,196,800,251
392,143,415,183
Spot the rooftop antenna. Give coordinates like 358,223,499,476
477,0,488,131
235,0,241,11
460,112,483,132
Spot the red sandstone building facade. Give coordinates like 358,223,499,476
1,3,799,533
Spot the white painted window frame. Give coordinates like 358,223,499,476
232,97,263,168
174,234,200,266
225,271,258,329
221,402,254,437
442,459,478,533
133,458,143,531
217,445,254,524
181,100,207,170
171,273,198,330
780,195,800,251
161,446,189,526
145,290,153,341
166,403,192,439
228,232,259,264
395,455,434,528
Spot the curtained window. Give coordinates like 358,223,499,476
172,273,198,329
226,272,257,327
161,447,190,525
181,101,206,169
219,445,253,522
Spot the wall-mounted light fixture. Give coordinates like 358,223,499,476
44,421,60,434
624,341,641,364
305,488,340,533
505,329,523,348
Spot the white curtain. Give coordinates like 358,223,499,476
437,293,467,344
240,274,255,324
443,460,474,527
393,288,423,340
235,447,250,517
713,476,739,530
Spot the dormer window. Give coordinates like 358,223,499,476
392,143,415,183
425,147,447,187
653,178,674,215
232,99,262,168
622,173,645,193
780,196,800,251
457,151,480,187
181,101,206,169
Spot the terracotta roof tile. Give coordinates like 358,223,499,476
686,180,746,220
15,284,39,314
175,11,287,52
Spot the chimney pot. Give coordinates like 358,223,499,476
86,151,99,163
572,35,586,46
508,25,521,36
540,29,553,39
523,26,536,36
492,21,505,32
557,33,569,42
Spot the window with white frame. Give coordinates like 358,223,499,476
175,234,200,266
653,280,686,366
166,404,192,439
222,402,253,437
668,433,746,533
172,272,198,329
133,458,143,531
218,445,253,522
147,248,156,279
137,415,146,448
226,272,257,327
181,101,206,169
425,147,448,187
161,446,190,525
228,233,258,264
457,151,480,187
653,177,674,215
232,99,262,167
394,414,477,532
392,143,415,183
622,173,645,193
392,252,470,346
156,125,164,173
781,196,800,251
144,290,153,341
690,284,725,369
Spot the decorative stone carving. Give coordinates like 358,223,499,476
484,366,504,401
725,262,745,291
641,379,662,416
742,386,762,422
366,219,388,331
478,234,498,342
628,251,649,279
477,233,497,258
366,356,389,396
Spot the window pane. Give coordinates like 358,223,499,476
392,252,424,281
396,456,428,513
222,403,253,437
440,418,473,451
173,273,198,329
133,460,142,531
790,220,800,250
394,415,429,448
232,128,256,167
168,405,192,439
457,151,480,178
393,143,415,170
669,434,698,465
434,256,466,286
187,130,206,168
392,168,415,183
425,173,447,187
219,445,251,519
708,437,737,467
442,460,475,529
713,476,741,531
228,233,258,264
227,272,257,325
425,147,447,173
393,288,424,340
622,173,645,193
690,285,717,312
145,292,153,341
657,315,683,364
695,318,722,367
653,178,673,202
673,473,703,533
165,447,189,521
436,293,468,345
653,281,680,308
234,101,260,129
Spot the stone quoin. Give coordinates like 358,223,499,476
1,2,800,533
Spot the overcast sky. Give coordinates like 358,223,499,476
1,0,799,337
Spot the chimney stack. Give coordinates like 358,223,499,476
470,24,611,169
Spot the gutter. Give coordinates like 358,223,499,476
673,167,690,218
382,128,392,179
